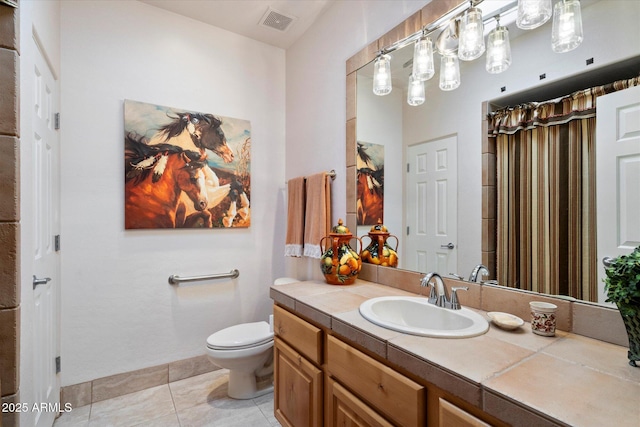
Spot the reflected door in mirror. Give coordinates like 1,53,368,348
406,135,458,273
596,85,640,303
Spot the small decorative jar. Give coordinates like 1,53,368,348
320,219,362,285
360,219,399,268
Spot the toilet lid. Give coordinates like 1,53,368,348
206,321,273,350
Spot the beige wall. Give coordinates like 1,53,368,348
0,2,20,427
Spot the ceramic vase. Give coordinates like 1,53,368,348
320,219,362,285
360,219,399,268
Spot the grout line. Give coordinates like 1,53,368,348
166,377,181,427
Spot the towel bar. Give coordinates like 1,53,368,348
168,269,239,285
286,170,336,184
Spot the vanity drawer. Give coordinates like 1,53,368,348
326,376,393,427
439,398,491,427
326,335,425,427
273,305,323,365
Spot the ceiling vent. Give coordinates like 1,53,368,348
259,7,296,32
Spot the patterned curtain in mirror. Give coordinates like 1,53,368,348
487,76,640,301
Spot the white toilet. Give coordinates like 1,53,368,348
205,277,299,399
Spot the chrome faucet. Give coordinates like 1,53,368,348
420,272,468,310
468,264,490,283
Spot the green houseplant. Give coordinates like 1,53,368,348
604,245,640,367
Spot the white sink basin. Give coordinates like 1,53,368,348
359,296,489,338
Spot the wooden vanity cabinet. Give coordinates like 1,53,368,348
273,305,323,427
274,337,323,427
273,304,506,427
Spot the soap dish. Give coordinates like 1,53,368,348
487,312,524,330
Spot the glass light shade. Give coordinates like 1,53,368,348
458,7,485,61
373,54,392,96
412,38,435,81
439,54,461,91
552,0,583,53
486,25,511,74
407,74,425,106
516,0,552,30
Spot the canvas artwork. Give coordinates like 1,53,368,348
124,99,251,229
356,142,384,226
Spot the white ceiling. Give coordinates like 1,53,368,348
139,0,336,49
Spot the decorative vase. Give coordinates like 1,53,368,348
360,219,399,268
616,303,640,367
320,219,362,285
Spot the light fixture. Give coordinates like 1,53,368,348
370,0,588,103
486,17,511,74
412,37,435,81
373,54,392,96
516,0,552,30
439,53,461,91
407,74,425,106
551,0,583,53
435,19,459,56
458,6,485,61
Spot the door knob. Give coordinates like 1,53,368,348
602,257,616,267
440,243,455,250
33,275,51,289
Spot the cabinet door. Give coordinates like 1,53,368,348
327,335,425,426
326,377,394,427
274,337,323,427
439,398,491,427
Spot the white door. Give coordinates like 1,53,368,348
405,135,457,274
596,85,640,303
29,34,61,427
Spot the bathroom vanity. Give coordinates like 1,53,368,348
271,279,640,427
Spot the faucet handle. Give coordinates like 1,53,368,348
449,273,465,280
449,286,469,310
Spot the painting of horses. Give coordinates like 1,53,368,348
356,142,384,226
124,99,251,229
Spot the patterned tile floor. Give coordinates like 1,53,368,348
53,370,280,427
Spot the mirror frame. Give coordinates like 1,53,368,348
344,0,498,274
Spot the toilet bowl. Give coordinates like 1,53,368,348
205,278,300,399
206,321,274,399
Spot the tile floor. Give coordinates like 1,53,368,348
53,370,281,427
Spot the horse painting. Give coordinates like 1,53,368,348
356,142,384,226
125,135,209,229
150,112,233,163
124,100,252,229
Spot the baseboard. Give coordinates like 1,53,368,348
60,354,219,408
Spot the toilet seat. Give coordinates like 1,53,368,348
206,321,273,350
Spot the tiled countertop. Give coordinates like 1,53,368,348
270,279,640,427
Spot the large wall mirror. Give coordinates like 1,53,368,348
346,0,640,305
